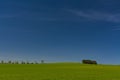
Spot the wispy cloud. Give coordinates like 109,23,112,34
0,14,19,18
112,26,120,31
67,9,120,23
0,12,57,22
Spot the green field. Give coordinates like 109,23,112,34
0,63,119,80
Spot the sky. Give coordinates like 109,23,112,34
0,0,120,64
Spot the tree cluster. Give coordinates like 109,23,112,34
82,60,97,64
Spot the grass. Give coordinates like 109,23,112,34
0,63,119,80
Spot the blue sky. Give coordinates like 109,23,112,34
0,0,120,64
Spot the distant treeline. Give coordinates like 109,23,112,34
0,60,44,64
0,59,98,64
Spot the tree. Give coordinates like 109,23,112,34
1,60,4,64
26,61,30,64
34,61,38,64
82,60,97,64
91,61,97,64
21,61,25,64
41,60,44,64
8,61,12,64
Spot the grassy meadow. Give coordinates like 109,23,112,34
0,63,119,80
